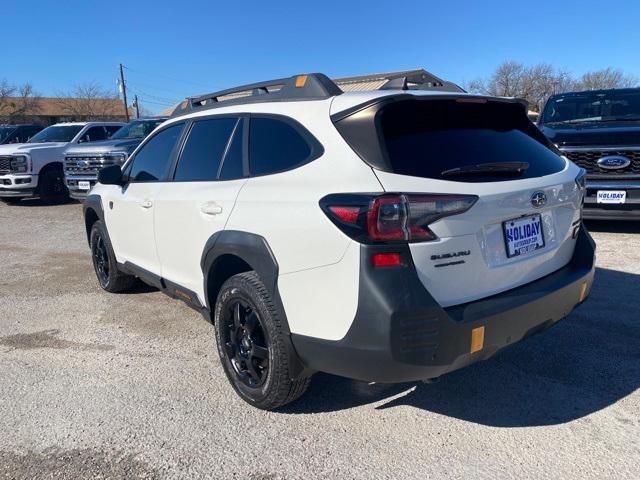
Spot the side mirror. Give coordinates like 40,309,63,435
98,165,124,186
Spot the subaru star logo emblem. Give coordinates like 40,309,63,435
531,191,547,208
597,155,631,170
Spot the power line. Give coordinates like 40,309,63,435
122,65,217,90
135,97,175,107
126,86,180,104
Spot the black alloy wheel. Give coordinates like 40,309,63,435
89,220,136,293
221,299,270,387
92,232,110,288
39,168,69,205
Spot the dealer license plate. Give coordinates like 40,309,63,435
503,214,545,258
78,181,91,191
596,190,626,204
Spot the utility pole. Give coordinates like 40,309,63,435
134,95,140,119
119,63,130,122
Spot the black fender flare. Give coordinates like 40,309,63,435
201,230,310,378
83,194,105,245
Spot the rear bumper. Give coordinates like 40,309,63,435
292,227,596,383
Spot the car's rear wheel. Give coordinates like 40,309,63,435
90,220,136,293
39,167,69,205
214,271,311,410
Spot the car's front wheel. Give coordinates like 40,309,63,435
214,271,311,410
38,167,69,205
90,220,137,293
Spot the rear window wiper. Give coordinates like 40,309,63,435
441,162,529,178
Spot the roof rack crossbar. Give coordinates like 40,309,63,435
376,69,464,92
172,73,342,117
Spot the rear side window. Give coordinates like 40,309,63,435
249,117,314,176
106,125,122,138
379,100,565,182
128,123,184,182
82,126,108,143
219,119,244,181
174,118,237,181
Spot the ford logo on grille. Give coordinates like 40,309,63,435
530,191,547,208
78,160,90,167
597,155,631,170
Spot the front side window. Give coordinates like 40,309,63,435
174,118,237,182
112,120,164,140
28,125,83,143
249,117,313,176
127,123,184,182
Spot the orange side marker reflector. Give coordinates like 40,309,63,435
295,75,308,88
579,281,588,302
470,326,485,354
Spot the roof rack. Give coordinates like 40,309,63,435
171,73,342,117
334,69,465,93
170,69,465,117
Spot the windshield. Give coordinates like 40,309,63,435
111,119,165,140
0,126,16,142
29,125,83,143
541,90,640,125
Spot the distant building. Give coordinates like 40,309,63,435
1,97,128,126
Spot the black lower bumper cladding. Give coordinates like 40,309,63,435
292,227,596,383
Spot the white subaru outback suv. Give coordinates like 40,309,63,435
83,71,595,410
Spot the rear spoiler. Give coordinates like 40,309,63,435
331,93,529,123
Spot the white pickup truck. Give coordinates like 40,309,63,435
0,121,123,204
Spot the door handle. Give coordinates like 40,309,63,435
200,202,223,215
139,199,153,209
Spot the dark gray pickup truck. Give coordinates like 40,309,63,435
63,117,167,200
539,88,640,220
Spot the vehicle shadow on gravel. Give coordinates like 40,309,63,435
585,220,640,234
282,266,640,427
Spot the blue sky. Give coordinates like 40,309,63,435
4,0,640,113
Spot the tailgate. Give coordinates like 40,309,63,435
375,170,583,307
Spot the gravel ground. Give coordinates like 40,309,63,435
0,200,639,480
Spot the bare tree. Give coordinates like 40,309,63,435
465,61,577,111
574,67,638,91
0,79,42,122
7,83,41,122
0,79,17,119
57,82,122,120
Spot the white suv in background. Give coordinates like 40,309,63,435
83,71,596,409
0,122,123,204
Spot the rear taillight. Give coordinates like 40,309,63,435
321,193,478,244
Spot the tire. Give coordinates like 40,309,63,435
38,167,69,205
90,220,137,293
214,271,311,410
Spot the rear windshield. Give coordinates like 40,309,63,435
378,100,566,182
